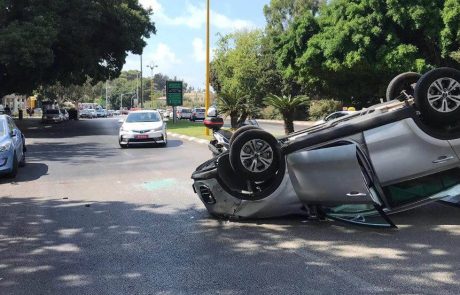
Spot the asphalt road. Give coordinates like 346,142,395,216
1,118,460,294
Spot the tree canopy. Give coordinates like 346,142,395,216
0,0,155,97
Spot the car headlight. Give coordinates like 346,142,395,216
0,142,12,152
154,126,164,132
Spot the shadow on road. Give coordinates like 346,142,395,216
26,142,118,164
15,118,119,139
0,196,459,294
0,163,49,185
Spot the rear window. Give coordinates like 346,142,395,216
196,108,205,112
181,109,191,113
46,110,59,114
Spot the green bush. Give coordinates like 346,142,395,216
259,105,283,120
308,99,343,120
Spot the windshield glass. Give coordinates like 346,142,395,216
126,112,161,123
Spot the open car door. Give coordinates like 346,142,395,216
287,143,396,227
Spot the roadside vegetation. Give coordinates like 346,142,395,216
166,120,212,140
211,0,460,132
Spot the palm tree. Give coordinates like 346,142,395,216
217,90,252,128
264,94,309,134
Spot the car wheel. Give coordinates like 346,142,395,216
119,138,128,149
19,152,26,167
229,129,280,181
229,125,261,146
160,133,168,147
414,67,460,127
6,153,19,178
386,72,421,101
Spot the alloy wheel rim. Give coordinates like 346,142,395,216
427,77,460,113
240,139,273,173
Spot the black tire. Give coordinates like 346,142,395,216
19,153,26,167
119,138,128,149
6,153,18,178
386,72,421,101
229,125,260,146
414,67,460,126
230,129,280,181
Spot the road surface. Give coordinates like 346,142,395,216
1,118,459,294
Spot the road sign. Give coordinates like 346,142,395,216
166,81,183,107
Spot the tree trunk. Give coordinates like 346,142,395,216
230,111,239,129
283,111,294,135
236,112,248,128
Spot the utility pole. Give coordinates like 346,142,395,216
205,0,211,136
147,62,158,109
140,54,143,109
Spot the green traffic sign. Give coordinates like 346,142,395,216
166,81,183,106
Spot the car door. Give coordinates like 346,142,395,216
7,117,22,159
364,118,460,208
287,143,379,206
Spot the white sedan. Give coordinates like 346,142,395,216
118,110,167,148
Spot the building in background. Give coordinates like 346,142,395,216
1,94,27,114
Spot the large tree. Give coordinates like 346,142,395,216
210,30,266,127
296,0,460,106
0,0,155,97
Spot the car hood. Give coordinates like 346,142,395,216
122,122,163,131
0,135,11,148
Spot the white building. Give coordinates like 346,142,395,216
1,94,26,114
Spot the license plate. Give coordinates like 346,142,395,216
135,135,148,139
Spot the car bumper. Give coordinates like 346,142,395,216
119,131,166,144
191,157,304,219
0,153,13,174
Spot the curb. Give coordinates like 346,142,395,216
168,132,208,145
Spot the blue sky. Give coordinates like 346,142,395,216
123,0,270,89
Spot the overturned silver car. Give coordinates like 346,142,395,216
192,67,460,227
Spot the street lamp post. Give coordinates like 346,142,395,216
140,54,143,109
147,63,158,109
205,0,211,136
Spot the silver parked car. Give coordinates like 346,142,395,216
0,115,26,178
192,67,460,227
118,110,167,148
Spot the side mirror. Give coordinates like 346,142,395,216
118,119,124,124
10,129,17,137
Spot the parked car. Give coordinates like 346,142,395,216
316,111,356,125
42,109,64,123
80,109,97,119
190,107,206,121
60,109,69,121
192,67,460,227
177,108,192,120
118,110,167,148
96,109,107,118
0,115,26,178
107,110,115,117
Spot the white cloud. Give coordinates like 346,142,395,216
123,43,181,74
139,0,163,12
192,38,205,62
147,43,182,71
192,38,215,63
141,1,255,31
